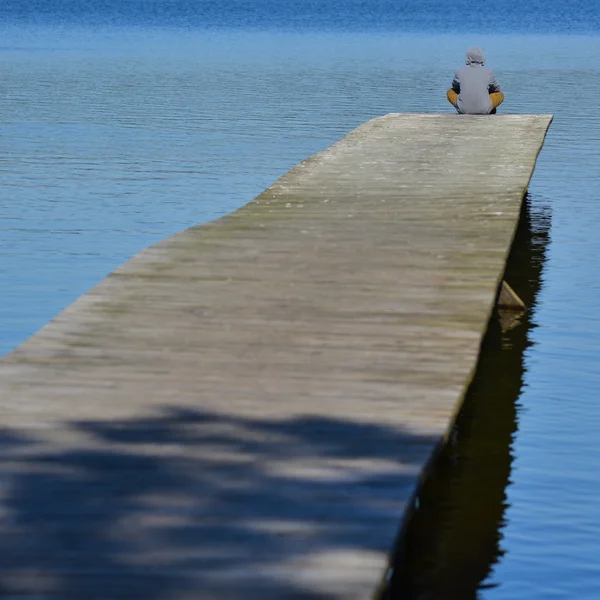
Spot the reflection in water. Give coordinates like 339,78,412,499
384,193,551,599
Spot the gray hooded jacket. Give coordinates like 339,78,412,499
451,47,501,114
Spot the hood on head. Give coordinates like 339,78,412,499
465,46,485,65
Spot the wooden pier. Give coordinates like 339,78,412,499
0,114,552,599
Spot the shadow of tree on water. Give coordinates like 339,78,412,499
0,409,438,599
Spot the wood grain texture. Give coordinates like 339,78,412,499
0,113,552,599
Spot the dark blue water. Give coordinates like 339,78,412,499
2,2,600,598
2,0,600,33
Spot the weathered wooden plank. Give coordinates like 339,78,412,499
498,279,527,310
0,114,551,599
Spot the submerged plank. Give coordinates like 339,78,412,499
0,113,551,599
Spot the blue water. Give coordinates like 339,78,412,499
2,0,600,33
2,2,600,597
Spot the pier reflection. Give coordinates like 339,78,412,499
386,193,551,599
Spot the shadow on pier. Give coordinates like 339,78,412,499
0,192,550,599
384,192,552,599
0,408,436,599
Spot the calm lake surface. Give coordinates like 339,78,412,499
1,1,600,597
